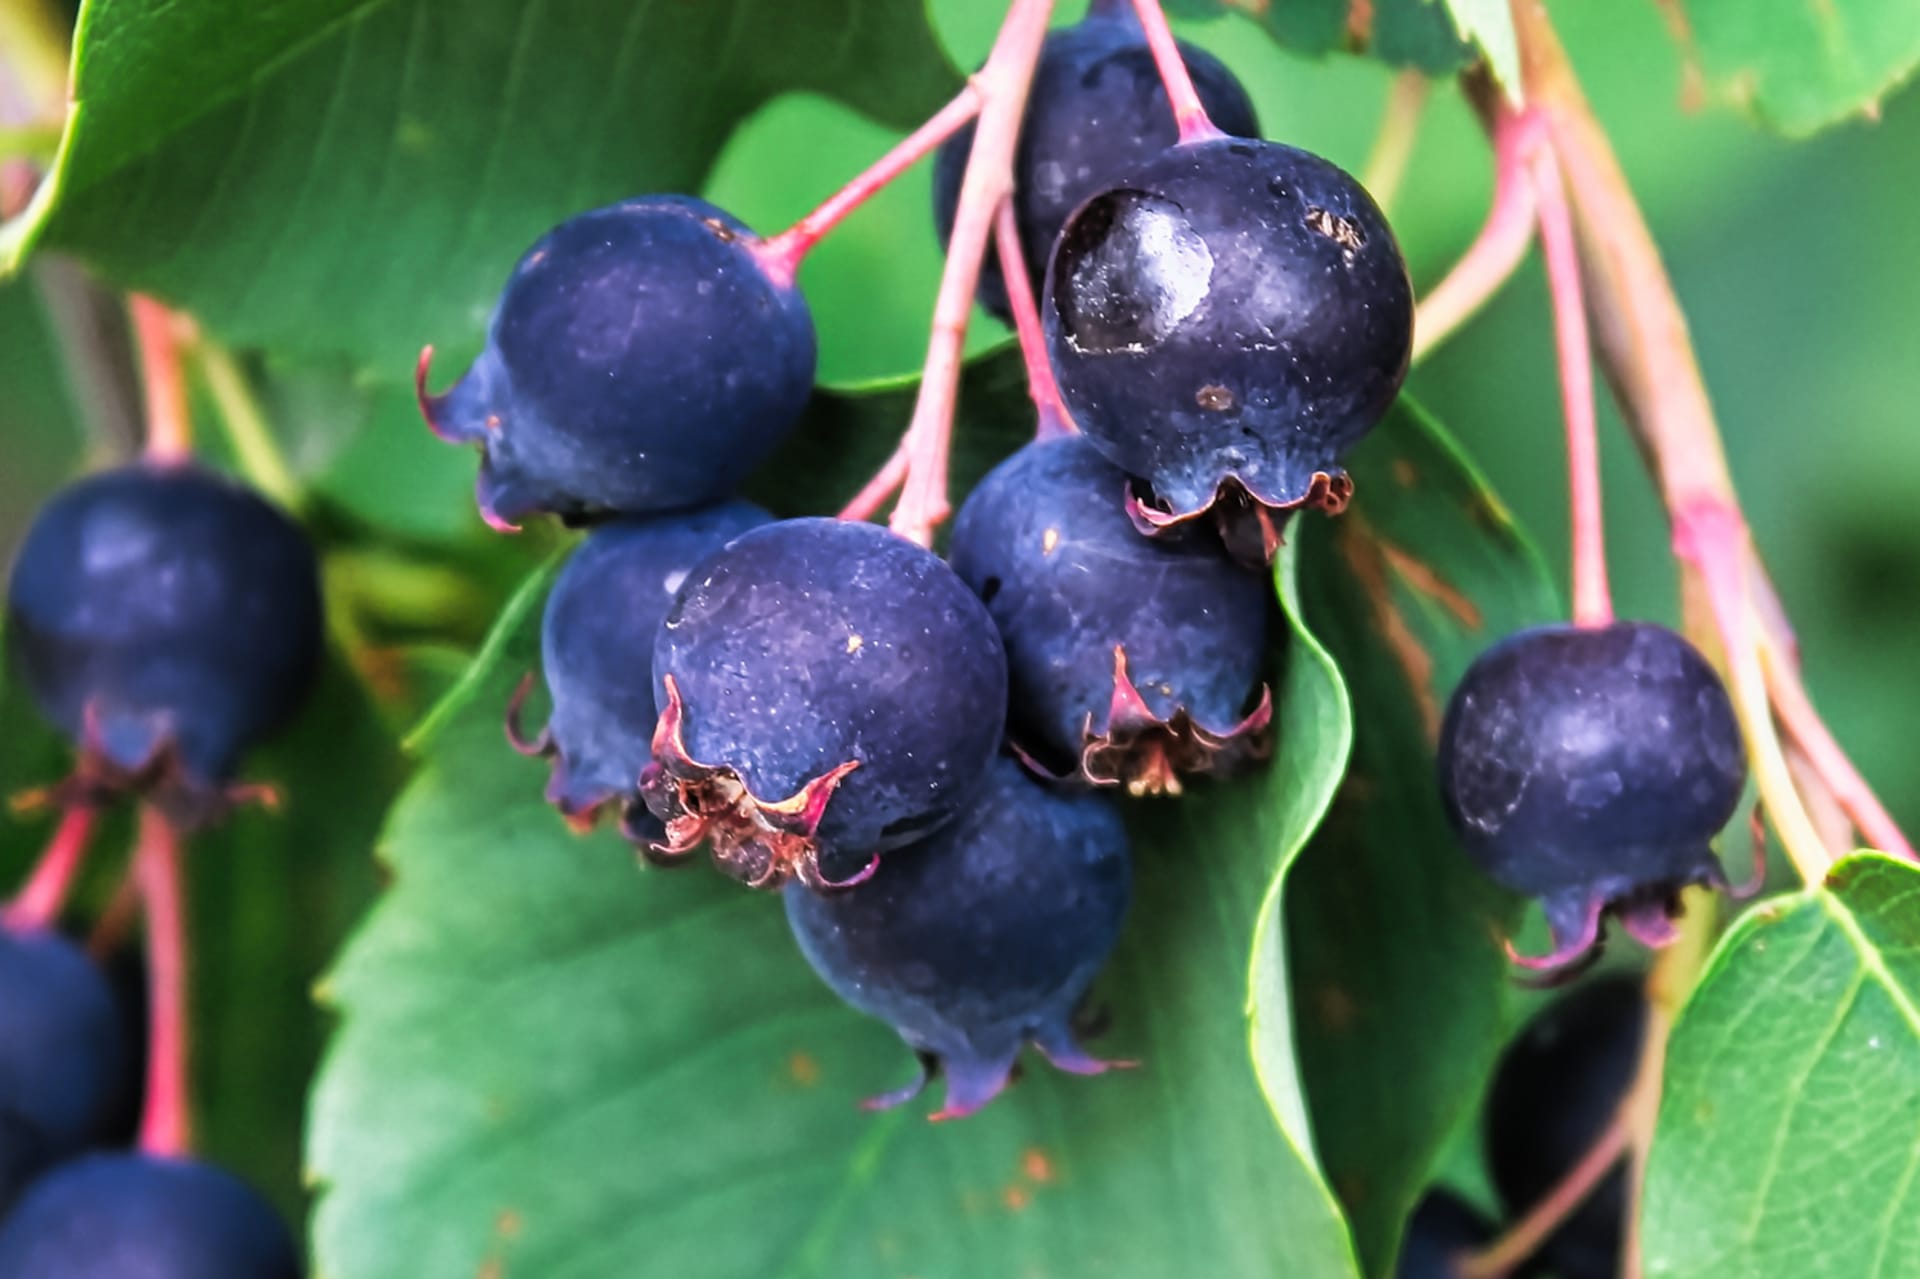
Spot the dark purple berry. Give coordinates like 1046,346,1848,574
932,1,1258,322
418,196,816,527
644,519,1007,890
1043,137,1411,557
509,501,771,839
1397,1192,1499,1279
1437,622,1747,971
949,435,1270,794
0,1152,302,1278
1486,974,1646,1279
4,464,322,819
785,757,1131,1120
0,925,130,1213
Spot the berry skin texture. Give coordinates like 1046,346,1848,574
418,196,816,527
1486,974,1646,1279
0,1153,302,1278
931,1,1258,322
645,519,1008,890
0,925,129,1214
510,501,771,839
4,463,322,817
1396,1192,1500,1279
785,757,1132,1120
949,435,1271,794
1043,137,1412,555
1437,621,1747,972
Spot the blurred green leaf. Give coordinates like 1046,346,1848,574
0,0,959,379
1438,0,1520,97
1642,851,1920,1278
1676,0,1920,135
1174,0,1471,76
1283,400,1556,1276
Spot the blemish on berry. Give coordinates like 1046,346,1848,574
846,633,863,654
1041,527,1060,555
701,216,739,243
1195,384,1235,412
1305,206,1366,253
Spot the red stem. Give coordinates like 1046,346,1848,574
756,86,983,288
130,294,192,464
1412,109,1538,364
839,441,909,522
993,197,1073,439
135,805,192,1156
1763,645,1917,862
1527,123,1612,626
3,805,96,931
1459,1115,1630,1279
1127,0,1221,143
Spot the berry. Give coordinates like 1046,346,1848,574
1486,974,1646,1279
931,0,1258,322
1437,621,1747,971
0,1152,301,1278
949,435,1271,794
0,925,130,1214
417,196,816,527
510,501,771,838
785,756,1132,1119
644,519,1008,889
4,463,322,819
1043,137,1411,556
1397,1192,1499,1279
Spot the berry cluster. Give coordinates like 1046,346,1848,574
3,461,317,1273
426,0,1408,1118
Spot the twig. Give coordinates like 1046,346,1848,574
1411,108,1538,365
993,197,1072,439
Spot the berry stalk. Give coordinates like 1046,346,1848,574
1459,1112,1630,1279
756,85,984,287
130,294,193,464
890,0,1058,547
992,197,1072,439
1126,0,1223,144
135,804,193,1157
1411,105,1539,365
3,803,96,929
1359,71,1428,218
839,441,908,521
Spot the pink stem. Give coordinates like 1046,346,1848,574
756,86,983,288
1412,112,1540,365
891,0,1058,547
1127,0,1222,143
135,805,192,1156
130,294,192,464
4,805,96,931
1458,1115,1630,1279
87,861,141,959
993,197,1073,439
839,441,909,522
1763,648,1917,862
1527,123,1612,627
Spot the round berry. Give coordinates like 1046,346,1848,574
1437,621,1746,970
515,501,771,838
785,756,1132,1120
644,519,1007,889
418,196,816,526
0,925,129,1214
1486,974,1645,1279
0,1153,301,1278
1397,1191,1500,1279
932,1,1258,322
5,463,323,814
949,435,1270,794
1043,137,1411,553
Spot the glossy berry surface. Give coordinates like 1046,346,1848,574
785,756,1132,1119
1043,137,1411,545
0,925,129,1213
0,1153,302,1278
517,501,771,836
5,463,323,806
1437,621,1746,968
646,518,1008,889
932,0,1258,321
1397,1192,1499,1279
419,195,816,526
949,435,1270,793
1486,974,1645,1279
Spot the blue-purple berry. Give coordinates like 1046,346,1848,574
785,757,1131,1119
418,196,816,527
1397,1192,1501,1279
644,519,1007,889
949,435,1270,793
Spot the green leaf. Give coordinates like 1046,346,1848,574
1172,0,1472,77
2,0,960,377
1277,401,1556,1276
1437,0,1522,99
1675,0,1920,135
1642,851,1920,1279
309,363,1366,1279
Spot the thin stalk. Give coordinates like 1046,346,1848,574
1411,109,1538,365
839,442,909,522
3,805,96,929
1361,71,1428,217
1126,0,1221,143
993,197,1072,438
1458,1114,1630,1279
130,295,192,463
135,805,192,1156
194,340,304,513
